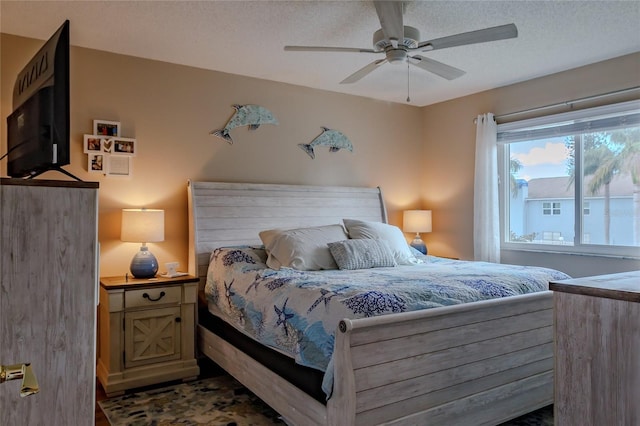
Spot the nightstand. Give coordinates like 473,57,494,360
96,275,200,397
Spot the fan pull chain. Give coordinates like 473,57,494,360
406,62,411,103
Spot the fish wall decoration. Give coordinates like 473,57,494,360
299,127,354,159
211,104,278,144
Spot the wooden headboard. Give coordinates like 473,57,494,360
187,180,387,288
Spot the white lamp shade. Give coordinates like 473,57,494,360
121,209,165,243
403,210,432,233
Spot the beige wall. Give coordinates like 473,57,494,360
421,52,640,275
2,33,638,277
1,33,424,277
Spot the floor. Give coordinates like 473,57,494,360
95,381,109,426
95,359,551,425
95,359,221,425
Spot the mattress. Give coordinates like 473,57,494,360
204,246,570,397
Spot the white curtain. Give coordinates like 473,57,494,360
474,113,500,263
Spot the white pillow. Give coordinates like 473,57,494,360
328,239,397,270
342,218,420,265
259,224,348,270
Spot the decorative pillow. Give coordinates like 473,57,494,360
342,218,421,265
259,224,348,270
328,239,397,270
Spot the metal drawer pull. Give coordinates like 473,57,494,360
142,291,166,302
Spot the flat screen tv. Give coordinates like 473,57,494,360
5,20,73,179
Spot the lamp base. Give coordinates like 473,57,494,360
130,246,159,278
410,236,428,255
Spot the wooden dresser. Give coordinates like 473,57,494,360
1,179,98,425
550,270,640,426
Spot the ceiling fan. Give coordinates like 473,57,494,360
284,1,518,84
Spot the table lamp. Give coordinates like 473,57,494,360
403,210,432,255
121,208,164,278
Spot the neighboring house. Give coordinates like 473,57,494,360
510,175,635,246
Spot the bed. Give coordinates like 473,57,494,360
187,180,569,426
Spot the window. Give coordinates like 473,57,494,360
498,100,640,258
542,202,561,215
542,231,563,242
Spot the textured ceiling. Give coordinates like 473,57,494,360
1,1,639,107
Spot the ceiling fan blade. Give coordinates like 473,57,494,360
340,59,388,84
409,55,466,80
418,23,518,51
285,46,376,53
374,1,404,46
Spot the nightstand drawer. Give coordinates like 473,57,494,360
125,286,181,309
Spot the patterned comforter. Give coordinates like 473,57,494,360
205,246,570,397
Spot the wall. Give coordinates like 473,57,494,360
2,33,638,278
421,52,640,277
1,33,424,277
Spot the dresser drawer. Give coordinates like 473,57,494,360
125,286,181,309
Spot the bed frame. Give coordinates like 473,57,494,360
187,180,553,426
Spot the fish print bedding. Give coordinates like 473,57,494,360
204,246,570,397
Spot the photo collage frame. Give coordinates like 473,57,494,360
84,120,136,177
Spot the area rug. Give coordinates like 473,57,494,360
98,375,284,425
99,374,553,426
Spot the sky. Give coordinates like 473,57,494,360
509,138,570,181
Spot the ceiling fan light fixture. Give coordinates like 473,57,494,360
387,49,407,64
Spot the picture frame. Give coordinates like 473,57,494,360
111,137,136,156
83,135,109,153
107,155,132,177
88,153,105,173
93,119,121,137
86,119,134,177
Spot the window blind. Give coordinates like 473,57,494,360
497,100,640,143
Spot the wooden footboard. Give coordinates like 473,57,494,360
199,291,553,426
330,290,553,425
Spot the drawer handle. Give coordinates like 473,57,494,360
142,291,166,302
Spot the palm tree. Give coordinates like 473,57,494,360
574,128,640,246
610,129,640,244
583,144,620,244
509,157,523,198
565,132,621,245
